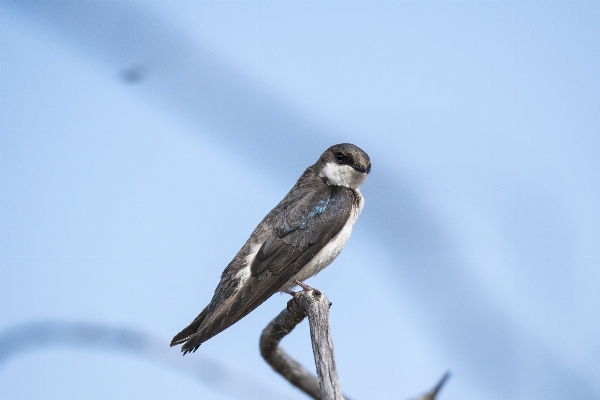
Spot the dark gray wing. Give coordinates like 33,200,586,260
251,185,354,275
180,185,356,352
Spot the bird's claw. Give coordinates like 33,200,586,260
284,280,315,298
294,279,314,292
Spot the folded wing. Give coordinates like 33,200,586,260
178,185,356,353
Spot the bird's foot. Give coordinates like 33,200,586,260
294,280,313,292
283,280,314,297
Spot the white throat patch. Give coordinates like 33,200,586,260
319,162,367,190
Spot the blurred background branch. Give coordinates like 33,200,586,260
0,321,296,400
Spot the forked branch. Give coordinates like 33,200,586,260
259,287,449,400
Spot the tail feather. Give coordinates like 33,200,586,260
170,306,209,347
178,307,238,354
181,338,202,355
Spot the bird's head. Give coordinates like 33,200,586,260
316,143,371,190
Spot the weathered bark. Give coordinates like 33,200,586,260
260,295,321,399
295,289,343,400
260,289,343,400
260,287,450,400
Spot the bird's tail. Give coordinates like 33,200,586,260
170,306,209,354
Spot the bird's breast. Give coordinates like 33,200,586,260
281,191,364,290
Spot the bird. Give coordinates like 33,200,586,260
171,143,371,355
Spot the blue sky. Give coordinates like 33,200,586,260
2,2,599,400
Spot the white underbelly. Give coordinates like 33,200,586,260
280,193,363,290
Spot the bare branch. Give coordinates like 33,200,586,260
260,289,343,400
260,297,320,399
295,289,343,400
413,371,451,400
261,288,450,400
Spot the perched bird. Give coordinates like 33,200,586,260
171,143,371,354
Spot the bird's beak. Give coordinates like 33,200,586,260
353,164,368,173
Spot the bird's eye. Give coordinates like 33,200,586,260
335,152,345,163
